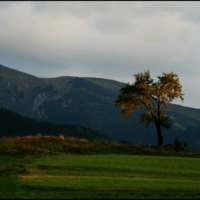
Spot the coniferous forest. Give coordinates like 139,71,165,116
0,107,111,142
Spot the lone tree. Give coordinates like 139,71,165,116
115,71,184,146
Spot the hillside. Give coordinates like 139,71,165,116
1,64,200,149
0,107,110,142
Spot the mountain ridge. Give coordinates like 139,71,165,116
1,64,200,149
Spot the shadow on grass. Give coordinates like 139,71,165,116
9,184,200,199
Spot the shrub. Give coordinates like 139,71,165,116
184,141,188,149
59,135,65,140
37,133,42,137
174,136,184,151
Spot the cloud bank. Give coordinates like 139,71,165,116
1,2,200,108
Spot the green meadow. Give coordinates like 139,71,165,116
1,136,200,199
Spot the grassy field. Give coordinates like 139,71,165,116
1,136,200,199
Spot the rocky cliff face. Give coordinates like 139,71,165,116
0,76,75,120
32,91,63,118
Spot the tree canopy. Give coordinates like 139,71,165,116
115,70,184,145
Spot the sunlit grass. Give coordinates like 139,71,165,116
1,154,200,199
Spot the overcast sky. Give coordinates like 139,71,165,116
1,1,200,108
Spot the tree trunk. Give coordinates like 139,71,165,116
155,123,163,146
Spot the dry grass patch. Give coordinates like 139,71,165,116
0,135,194,157
79,138,89,143
110,142,120,148
24,136,36,139
23,135,57,139
59,135,65,140
19,144,32,150
66,137,78,141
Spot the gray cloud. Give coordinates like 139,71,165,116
1,2,200,108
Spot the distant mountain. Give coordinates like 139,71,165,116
0,64,200,149
0,107,111,142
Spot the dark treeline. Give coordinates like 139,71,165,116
0,108,111,142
